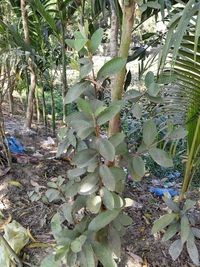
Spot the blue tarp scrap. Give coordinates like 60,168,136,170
5,137,24,154
149,187,179,198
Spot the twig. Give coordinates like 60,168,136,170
0,233,23,267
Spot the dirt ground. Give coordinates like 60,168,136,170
0,100,200,267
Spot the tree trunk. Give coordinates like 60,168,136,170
24,62,36,129
61,22,68,122
41,86,48,135
110,7,119,57
50,84,56,137
109,1,136,136
6,60,14,115
21,0,37,129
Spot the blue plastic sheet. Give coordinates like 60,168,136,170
5,137,24,154
149,187,179,198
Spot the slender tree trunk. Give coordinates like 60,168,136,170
110,6,119,57
6,60,14,115
41,86,47,135
61,22,68,122
109,1,136,136
24,62,36,128
21,0,37,129
50,84,56,136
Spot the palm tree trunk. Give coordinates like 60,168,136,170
109,1,136,136
21,0,37,129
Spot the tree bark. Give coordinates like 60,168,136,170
110,6,119,57
21,0,37,129
109,1,136,136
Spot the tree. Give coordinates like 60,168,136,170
21,0,37,129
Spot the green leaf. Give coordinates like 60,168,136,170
187,232,199,266
108,226,121,258
89,28,104,53
99,165,116,191
66,39,75,49
163,196,180,213
109,133,125,148
97,57,126,80
117,213,133,226
183,199,196,212
41,255,61,267
64,81,93,104
168,127,187,140
45,189,60,202
152,213,177,234
172,0,196,62
145,71,154,88
143,119,157,146
88,209,120,232
77,98,93,115
62,181,80,198
80,243,96,267
77,127,94,140
147,83,160,97
169,239,183,261
97,101,123,125
124,89,142,101
86,195,102,214
131,157,145,180
92,242,117,267
162,223,179,242
79,58,93,79
74,38,87,52
194,8,200,61
47,182,58,189
192,228,200,239
97,138,115,161
32,0,58,38
73,149,97,168
181,215,190,244
60,203,74,224
112,193,124,209
149,148,173,168
101,187,115,210
79,173,99,195
66,250,77,267
67,168,86,179
132,103,142,119
51,213,62,237
71,235,87,253
109,167,126,193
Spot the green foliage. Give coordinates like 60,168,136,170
41,25,182,267
152,195,200,265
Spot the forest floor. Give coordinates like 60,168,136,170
0,98,200,267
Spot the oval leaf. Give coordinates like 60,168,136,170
152,213,177,234
143,119,157,146
88,209,120,232
64,81,93,104
99,165,116,191
97,57,126,80
149,148,173,168
169,239,183,261
97,138,115,161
